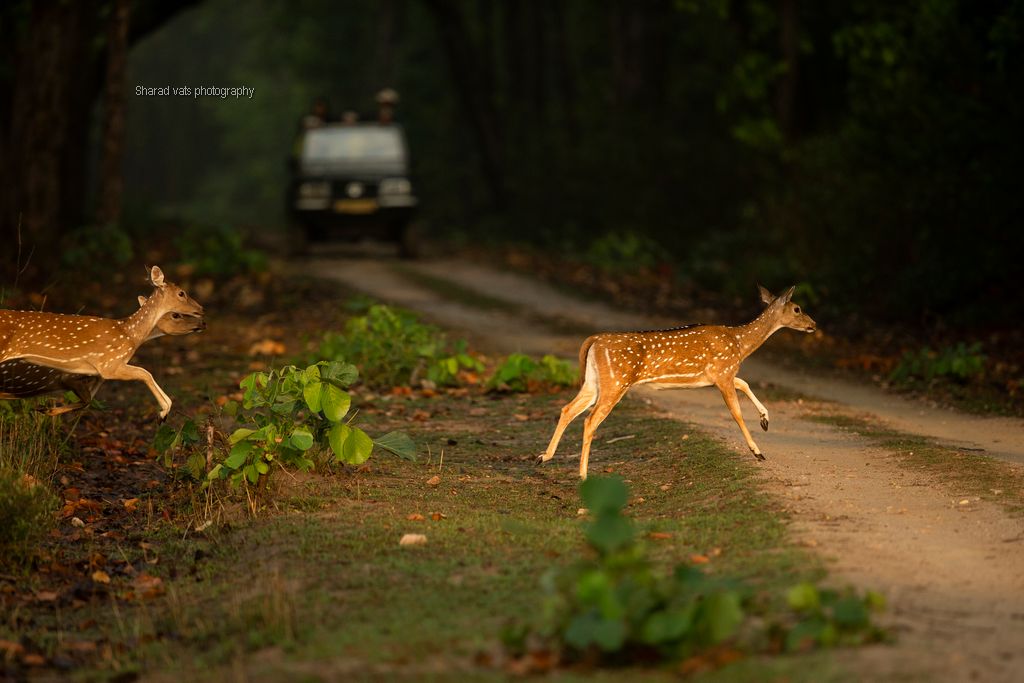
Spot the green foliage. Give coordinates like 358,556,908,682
890,342,986,385
153,361,415,490
175,224,267,277
584,231,669,273
307,304,483,388
530,476,885,664
486,353,578,393
0,469,58,568
60,224,134,272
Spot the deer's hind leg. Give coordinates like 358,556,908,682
540,350,599,463
717,377,764,460
578,386,628,479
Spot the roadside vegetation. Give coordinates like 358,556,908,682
0,259,887,680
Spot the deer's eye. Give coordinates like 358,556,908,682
794,306,801,314
178,291,185,297
172,313,182,319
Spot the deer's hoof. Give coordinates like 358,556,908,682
753,451,766,461
760,416,769,431
536,453,549,464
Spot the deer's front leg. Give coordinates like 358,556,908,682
103,364,172,418
717,379,764,460
733,377,769,431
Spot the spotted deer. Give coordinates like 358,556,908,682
0,266,204,419
0,302,206,415
539,285,817,479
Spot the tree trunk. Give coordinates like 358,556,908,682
776,0,799,142
422,0,507,210
96,0,131,227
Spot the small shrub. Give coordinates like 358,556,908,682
584,231,669,273
60,224,134,271
307,304,483,388
154,361,416,491
0,469,58,566
520,476,885,666
890,342,986,385
175,224,267,277
487,353,578,392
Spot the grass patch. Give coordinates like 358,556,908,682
802,412,1024,515
100,391,829,680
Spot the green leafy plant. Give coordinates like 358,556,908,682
890,342,986,385
487,353,578,392
307,304,483,388
175,224,267,277
0,469,58,568
60,224,134,272
584,231,669,273
154,361,416,490
522,476,885,666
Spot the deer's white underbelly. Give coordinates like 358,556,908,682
635,372,712,389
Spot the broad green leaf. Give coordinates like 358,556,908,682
244,463,259,484
339,426,373,465
322,361,358,386
290,427,315,451
303,379,323,412
229,428,256,444
152,424,179,453
225,441,253,469
564,612,626,652
701,591,744,644
373,431,417,461
321,384,351,422
832,596,869,629
641,607,695,645
586,513,634,554
786,617,827,652
787,582,820,611
328,423,350,459
180,419,200,444
580,476,628,514
255,460,270,475
207,464,223,480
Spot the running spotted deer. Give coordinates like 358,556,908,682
0,266,204,419
540,285,816,479
0,300,206,414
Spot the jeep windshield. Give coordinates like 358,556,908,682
300,125,407,175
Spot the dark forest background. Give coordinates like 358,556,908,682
1,0,1022,326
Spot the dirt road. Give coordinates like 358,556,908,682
302,252,1024,682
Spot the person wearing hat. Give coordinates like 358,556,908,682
375,88,399,125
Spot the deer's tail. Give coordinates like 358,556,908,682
578,336,599,387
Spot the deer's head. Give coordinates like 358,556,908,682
143,266,204,317
758,285,816,333
137,296,207,336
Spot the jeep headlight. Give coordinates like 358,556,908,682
379,178,411,195
299,181,330,198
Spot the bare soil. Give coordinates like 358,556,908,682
303,250,1024,682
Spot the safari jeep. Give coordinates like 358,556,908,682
288,123,418,254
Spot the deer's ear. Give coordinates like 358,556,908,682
757,284,775,306
782,285,796,302
137,296,147,307
149,266,165,287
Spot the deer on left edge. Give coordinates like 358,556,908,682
0,266,204,419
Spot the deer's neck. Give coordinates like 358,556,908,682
121,297,163,346
731,307,781,360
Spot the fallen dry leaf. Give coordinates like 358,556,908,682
690,554,710,564
91,570,111,584
123,498,140,511
0,640,24,656
35,591,59,602
407,513,426,521
71,517,85,528
513,413,530,422
648,532,673,540
659,484,671,491
133,573,164,599
431,512,447,521
248,339,286,356
426,475,441,487
21,653,46,667
399,533,427,547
